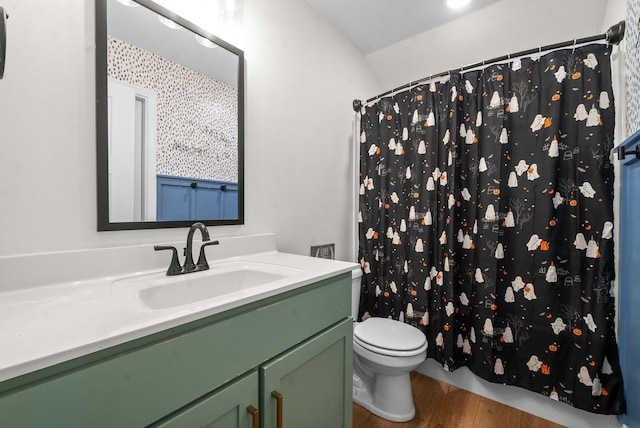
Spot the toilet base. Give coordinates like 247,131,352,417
352,372,416,422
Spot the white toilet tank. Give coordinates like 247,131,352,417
351,267,363,319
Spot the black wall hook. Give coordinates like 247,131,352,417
618,145,640,161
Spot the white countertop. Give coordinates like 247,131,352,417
0,236,357,383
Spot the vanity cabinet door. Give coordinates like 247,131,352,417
260,319,353,428
151,371,259,428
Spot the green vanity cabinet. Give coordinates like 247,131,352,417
0,272,353,428
155,319,352,428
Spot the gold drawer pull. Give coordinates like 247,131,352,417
246,405,259,428
271,390,283,428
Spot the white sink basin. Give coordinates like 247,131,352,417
114,261,304,310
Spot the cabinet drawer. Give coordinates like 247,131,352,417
0,273,350,427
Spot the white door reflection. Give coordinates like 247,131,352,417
108,78,157,222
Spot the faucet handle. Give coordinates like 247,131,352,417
196,240,220,270
154,245,183,276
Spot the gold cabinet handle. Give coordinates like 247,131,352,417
246,405,259,428
271,390,283,428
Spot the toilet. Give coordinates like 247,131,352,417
350,268,428,422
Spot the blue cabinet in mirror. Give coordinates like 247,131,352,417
95,0,244,230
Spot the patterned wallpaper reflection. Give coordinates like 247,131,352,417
107,36,238,182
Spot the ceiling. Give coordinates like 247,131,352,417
304,0,502,55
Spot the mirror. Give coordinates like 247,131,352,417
95,0,244,230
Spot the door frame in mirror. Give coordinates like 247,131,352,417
95,0,245,231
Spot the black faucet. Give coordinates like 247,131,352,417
154,222,220,276
183,222,209,273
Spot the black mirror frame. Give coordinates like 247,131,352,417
95,0,245,231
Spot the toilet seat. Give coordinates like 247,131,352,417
354,318,427,357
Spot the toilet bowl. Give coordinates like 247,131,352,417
350,268,427,422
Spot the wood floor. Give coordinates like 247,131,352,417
353,372,565,428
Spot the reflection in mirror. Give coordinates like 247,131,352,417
96,0,244,230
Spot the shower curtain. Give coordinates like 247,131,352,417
357,44,625,414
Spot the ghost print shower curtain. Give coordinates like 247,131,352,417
357,44,625,414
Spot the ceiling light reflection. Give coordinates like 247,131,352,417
157,15,181,29
447,0,471,9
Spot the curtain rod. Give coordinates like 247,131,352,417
352,20,625,111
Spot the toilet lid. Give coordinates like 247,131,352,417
354,317,426,353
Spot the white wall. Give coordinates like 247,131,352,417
365,0,611,91
242,0,378,260
0,0,379,261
